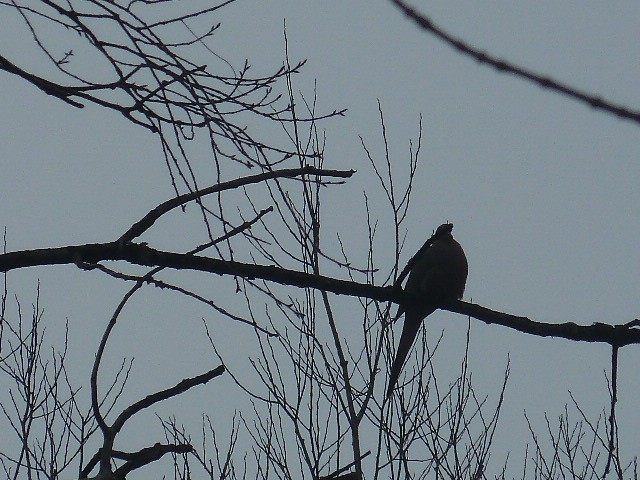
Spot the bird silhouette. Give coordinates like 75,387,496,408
387,223,468,398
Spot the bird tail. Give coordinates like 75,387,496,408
386,307,435,398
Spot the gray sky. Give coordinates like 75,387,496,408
1,1,639,476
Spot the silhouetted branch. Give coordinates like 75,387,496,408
0,54,86,108
447,301,640,347
120,166,355,243
2,242,639,347
603,345,621,478
319,451,370,480
80,443,193,479
113,442,194,478
390,0,640,125
112,366,225,435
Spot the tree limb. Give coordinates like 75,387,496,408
390,0,640,125
1,242,638,346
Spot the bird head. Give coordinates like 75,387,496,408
434,223,454,237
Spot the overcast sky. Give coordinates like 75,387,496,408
1,1,639,477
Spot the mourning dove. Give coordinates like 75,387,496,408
386,223,468,398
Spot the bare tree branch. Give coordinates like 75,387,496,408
112,366,225,435
2,241,640,347
120,166,354,243
390,0,640,125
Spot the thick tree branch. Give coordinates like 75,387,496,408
446,301,640,347
0,53,87,109
113,442,194,478
1,242,638,347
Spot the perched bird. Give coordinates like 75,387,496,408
387,223,468,398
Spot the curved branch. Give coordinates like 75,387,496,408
119,166,355,242
90,281,144,474
390,0,640,125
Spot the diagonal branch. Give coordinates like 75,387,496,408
390,0,640,125
119,166,354,242
112,366,225,435
0,54,87,109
